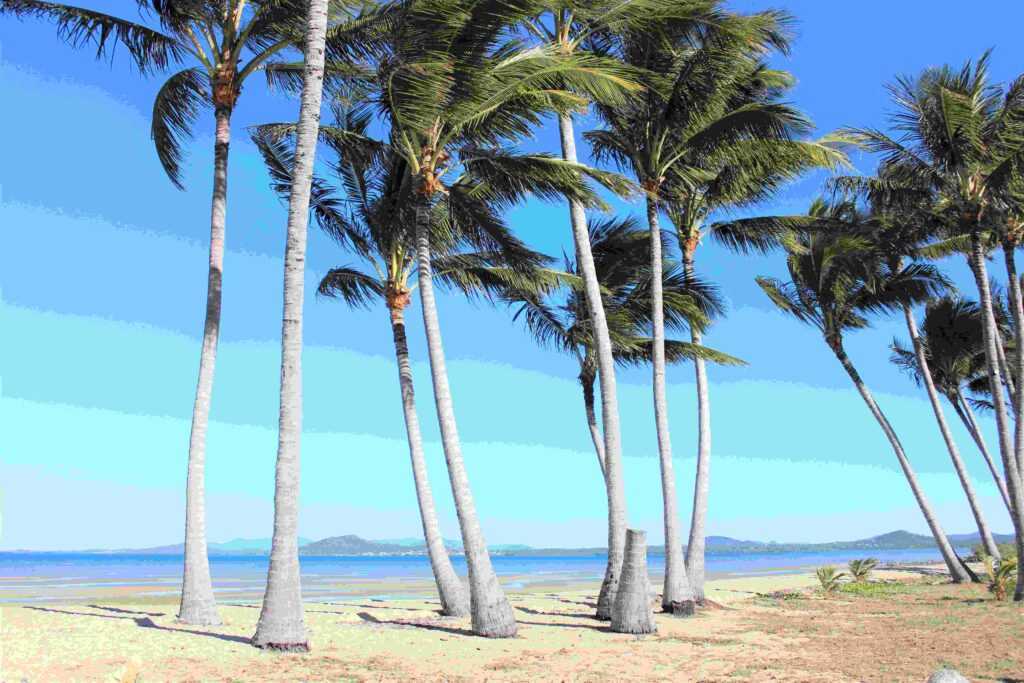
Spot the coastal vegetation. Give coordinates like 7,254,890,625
5,0,1024,675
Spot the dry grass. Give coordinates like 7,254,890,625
3,571,1022,682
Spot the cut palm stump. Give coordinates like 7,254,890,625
611,528,657,634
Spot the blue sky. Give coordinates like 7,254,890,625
2,1,1023,550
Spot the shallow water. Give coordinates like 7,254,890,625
0,547,961,603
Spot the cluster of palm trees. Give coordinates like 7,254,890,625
755,52,1024,595
8,0,1024,654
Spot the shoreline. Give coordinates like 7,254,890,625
0,562,931,606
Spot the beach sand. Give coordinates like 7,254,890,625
3,568,1022,682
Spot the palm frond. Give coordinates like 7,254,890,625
150,67,209,189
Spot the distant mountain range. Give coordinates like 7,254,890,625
19,530,1011,556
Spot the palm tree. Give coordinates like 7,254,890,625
891,301,1002,561
662,98,846,605
522,0,724,622
756,200,971,583
252,97,561,616
843,54,1024,596
504,216,742,481
891,296,1013,513
828,192,1005,565
0,0,380,625
332,0,633,636
586,8,845,608
251,0,331,651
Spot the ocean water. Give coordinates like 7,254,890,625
0,548,961,603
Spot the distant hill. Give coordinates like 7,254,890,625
706,535,762,548
300,535,412,556
24,529,1003,556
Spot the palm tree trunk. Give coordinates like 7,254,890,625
968,235,1024,600
610,529,657,634
389,307,470,617
1002,242,1024,476
177,105,232,626
413,185,517,638
580,366,606,480
903,306,1001,561
951,388,1012,511
644,195,692,611
831,341,970,583
681,249,711,604
994,328,1017,413
558,112,627,621
252,0,330,650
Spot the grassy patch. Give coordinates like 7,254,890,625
838,581,916,598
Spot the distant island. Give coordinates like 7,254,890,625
13,529,1008,557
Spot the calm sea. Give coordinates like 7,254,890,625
0,548,961,603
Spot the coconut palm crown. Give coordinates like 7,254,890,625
503,215,743,476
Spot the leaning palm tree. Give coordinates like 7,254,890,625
830,194,1005,565
522,0,724,621
333,0,633,636
251,0,331,651
843,54,1024,596
586,8,846,609
504,216,742,481
891,296,1013,514
0,0,382,625
889,301,1003,561
756,200,971,583
252,97,561,616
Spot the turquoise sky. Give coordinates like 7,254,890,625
2,1,1022,550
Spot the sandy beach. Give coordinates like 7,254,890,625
4,567,1023,682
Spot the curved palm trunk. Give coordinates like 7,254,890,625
644,196,692,611
252,1,330,650
951,388,1012,511
389,307,470,617
580,366,607,480
1002,242,1024,477
178,106,232,626
413,189,517,638
903,306,1001,561
558,112,627,620
968,236,1024,599
682,250,711,604
831,341,970,583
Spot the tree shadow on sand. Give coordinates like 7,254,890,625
356,611,474,637
515,606,593,619
516,620,612,632
24,606,250,644
87,604,165,617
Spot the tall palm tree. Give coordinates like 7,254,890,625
586,8,844,608
504,216,742,481
891,296,1013,514
337,0,632,636
757,200,971,583
662,101,846,604
0,0,380,625
522,0,723,621
844,54,1024,596
252,98,559,616
251,0,331,651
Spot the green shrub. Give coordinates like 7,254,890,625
988,557,1017,601
816,566,846,594
848,558,878,583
